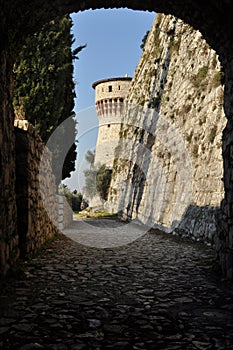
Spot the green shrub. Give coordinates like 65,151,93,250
186,131,193,143
193,66,208,88
209,125,218,143
212,71,224,88
198,116,206,126
96,165,112,201
212,56,218,69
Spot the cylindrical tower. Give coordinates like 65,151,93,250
92,76,132,167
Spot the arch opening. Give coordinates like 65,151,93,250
68,8,226,258
1,1,233,278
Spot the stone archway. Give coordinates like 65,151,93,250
1,1,233,277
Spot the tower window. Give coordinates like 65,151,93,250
118,85,121,90
108,124,111,128
108,85,112,92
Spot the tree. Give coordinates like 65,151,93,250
96,164,112,201
13,15,86,185
59,185,83,212
71,191,83,212
85,149,95,167
83,150,97,198
83,150,112,201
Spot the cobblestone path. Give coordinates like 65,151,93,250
1,219,233,350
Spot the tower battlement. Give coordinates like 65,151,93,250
92,77,132,166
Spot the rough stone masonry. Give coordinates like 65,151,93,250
108,14,225,245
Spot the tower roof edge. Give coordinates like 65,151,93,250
92,76,132,89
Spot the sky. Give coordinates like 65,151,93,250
63,9,155,192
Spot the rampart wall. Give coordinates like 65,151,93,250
0,120,72,274
108,14,226,246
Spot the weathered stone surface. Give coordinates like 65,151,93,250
58,195,73,231
108,14,225,245
0,222,233,349
15,125,58,257
14,121,72,258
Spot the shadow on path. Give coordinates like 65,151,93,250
0,221,233,349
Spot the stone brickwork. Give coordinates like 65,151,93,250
58,195,73,230
15,120,59,258
108,15,225,245
93,77,132,167
93,77,132,103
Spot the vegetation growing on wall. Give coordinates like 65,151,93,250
209,125,218,143
140,30,150,51
211,71,224,88
192,66,209,88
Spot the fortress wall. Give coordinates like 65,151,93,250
108,14,226,244
58,195,73,230
15,120,59,258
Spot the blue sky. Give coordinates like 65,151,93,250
63,9,155,191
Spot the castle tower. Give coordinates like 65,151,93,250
92,76,132,167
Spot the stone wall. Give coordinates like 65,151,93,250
58,195,73,230
15,120,59,258
0,50,19,276
108,14,226,245
94,123,124,167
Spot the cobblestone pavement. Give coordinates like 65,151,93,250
1,219,233,350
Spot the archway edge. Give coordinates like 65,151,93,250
2,0,233,278
10,0,233,64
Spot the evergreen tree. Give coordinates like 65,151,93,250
13,15,85,184
85,150,95,167
83,150,97,198
96,164,112,201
